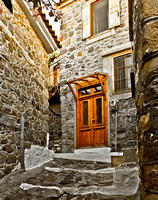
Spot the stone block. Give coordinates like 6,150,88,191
77,51,82,56
123,148,137,163
65,38,72,47
143,132,158,162
6,154,17,164
69,31,74,37
142,164,158,191
3,165,12,174
69,55,74,60
143,21,158,53
8,42,13,53
138,112,150,131
141,0,158,19
145,194,158,200
111,156,123,167
2,144,13,153
69,46,76,52
24,145,54,170
0,152,6,164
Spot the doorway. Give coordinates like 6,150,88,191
66,73,108,149
77,84,108,148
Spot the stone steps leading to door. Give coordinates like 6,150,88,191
0,153,139,200
54,147,112,164
74,147,111,154
48,157,111,170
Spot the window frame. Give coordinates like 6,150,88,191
91,0,109,36
49,65,60,86
82,0,120,39
112,50,133,94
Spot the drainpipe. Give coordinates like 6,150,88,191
20,115,25,170
115,111,118,152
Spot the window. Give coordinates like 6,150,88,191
2,0,13,13
92,0,109,35
114,53,133,92
82,0,120,39
49,66,60,86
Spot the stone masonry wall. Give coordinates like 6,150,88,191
49,103,62,152
133,0,158,199
0,0,49,178
110,98,137,152
58,0,133,152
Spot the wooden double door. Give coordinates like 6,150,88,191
77,85,108,148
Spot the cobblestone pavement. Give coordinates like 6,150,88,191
0,158,139,200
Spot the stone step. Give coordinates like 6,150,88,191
49,157,111,170
0,161,139,200
19,183,138,200
74,147,111,154
54,152,111,163
45,166,114,187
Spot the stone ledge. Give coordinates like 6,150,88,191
20,183,63,198
86,29,115,45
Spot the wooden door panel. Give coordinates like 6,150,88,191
93,96,104,126
79,130,93,147
80,99,91,129
79,98,93,148
94,128,105,146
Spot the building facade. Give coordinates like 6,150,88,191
49,0,137,154
0,0,60,177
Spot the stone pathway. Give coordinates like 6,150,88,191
0,159,139,200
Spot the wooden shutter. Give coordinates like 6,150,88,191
109,0,120,28
82,4,91,39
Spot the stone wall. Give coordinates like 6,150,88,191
57,0,135,152
132,0,158,199
0,0,49,178
49,103,62,152
110,98,137,152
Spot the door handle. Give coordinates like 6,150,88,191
92,119,95,122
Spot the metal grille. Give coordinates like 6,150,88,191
114,53,133,92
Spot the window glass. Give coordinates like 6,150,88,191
96,98,102,124
127,54,133,66
80,88,91,96
94,85,103,93
83,101,88,126
114,53,133,92
2,0,13,13
92,0,109,35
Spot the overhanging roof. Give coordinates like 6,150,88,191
16,0,61,53
65,72,108,102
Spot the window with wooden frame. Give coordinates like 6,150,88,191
82,0,120,39
114,53,133,93
49,66,60,86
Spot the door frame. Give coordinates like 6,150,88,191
65,73,108,149
76,81,108,149
77,92,108,148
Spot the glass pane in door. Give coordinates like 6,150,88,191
83,101,88,126
94,85,103,93
96,98,102,124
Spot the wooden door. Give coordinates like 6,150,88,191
78,90,107,148
79,98,93,147
92,95,107,146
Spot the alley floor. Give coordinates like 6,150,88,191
0,156,139,200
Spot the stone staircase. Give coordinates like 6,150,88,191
0,148,139,200
52,147,112,170
55,147,111,162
